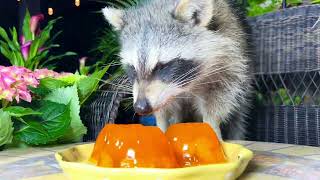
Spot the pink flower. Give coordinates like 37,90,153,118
0,66,72,104
30,14,44,36
21,41,31,60
1,74,16,88
16,89,32,103
0,66,39,103
0,89,15,102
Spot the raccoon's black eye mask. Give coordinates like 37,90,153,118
152,58,198,84
124,58,198,86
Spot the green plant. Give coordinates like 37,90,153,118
0,10,76,70
0,66,109,147
312,0,320,4
255,88,304,106
245,0,304,17
0,110,14,146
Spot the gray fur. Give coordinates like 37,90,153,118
102,0,252,140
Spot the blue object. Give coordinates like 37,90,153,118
140,115,156,126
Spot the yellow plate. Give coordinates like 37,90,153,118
55,142,253,180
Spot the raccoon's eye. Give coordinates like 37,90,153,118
152,60,178,82
124,65,137,82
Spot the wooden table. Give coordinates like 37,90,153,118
1,141,320,180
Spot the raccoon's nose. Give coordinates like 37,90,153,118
134,99,153,115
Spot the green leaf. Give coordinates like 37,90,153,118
15,119,50,145
38,101,72,140
247,0,282,17
283,99,292,106
12,50,25,66
287,0,302,6
29,85,51,97
43,44,60,49
312,0,320,4
40,51,77,67
0,39,22,66
56,74,87,85
294,96,302,105
44,31,62,47
278,88,289,100
10,27,19,45
77,65,109,104
0,110,14,146
38,17,61,48
29,78,69,97
44,85,87,142
39,77,69,90
0,40,14,64
3,106,42,117
15,101,72,145
28,38,40,60
25,17,62,67
0,26,10,42
27,50,50,69
9,27,20,50
272,92,282,105
22,10,33,41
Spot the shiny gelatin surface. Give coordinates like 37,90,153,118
165,123,227,167
90,124,178,168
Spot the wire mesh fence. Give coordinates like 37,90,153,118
247,4,320,146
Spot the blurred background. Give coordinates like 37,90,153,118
0,0,107,72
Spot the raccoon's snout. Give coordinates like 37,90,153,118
133,98,153,115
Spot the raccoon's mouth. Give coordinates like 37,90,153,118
150,96,176,114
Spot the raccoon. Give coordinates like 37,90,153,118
102,0,252,140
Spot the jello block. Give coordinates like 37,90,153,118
90,124,178,168
165,123,227,167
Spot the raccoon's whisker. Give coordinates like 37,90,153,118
175,68,227,88
98,90,133,94
97,80,131,90
192,80,222,87
201,63,235,76
172,61,231,87
173,63,225,83
99,80,133,90
192,62,239,81
171,65,202,84
174,96,192,99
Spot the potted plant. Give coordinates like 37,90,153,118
0,11,110,149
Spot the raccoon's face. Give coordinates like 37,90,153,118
102,0,225,115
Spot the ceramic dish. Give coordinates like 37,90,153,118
55,142,253,180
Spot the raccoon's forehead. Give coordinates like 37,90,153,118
118,23,201,69
116,0,181,69
118,35,198,71
117,0,217,70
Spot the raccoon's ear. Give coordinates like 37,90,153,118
102,7,124,30
173,0,213,27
